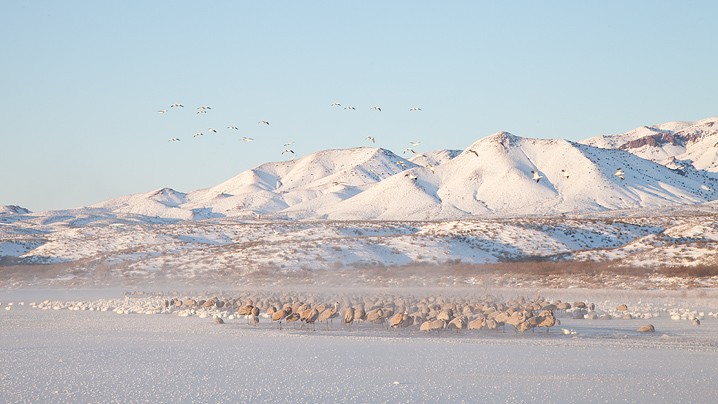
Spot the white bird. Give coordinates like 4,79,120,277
426,163,435,174
284,141,294,147
157,109,167,114
199,105,211,110
405,173,418,181
531,170,543,183
561,169,570,179
227,125,239,130
409,141,421,147
403,148,417,155
208,128,217,133
344,106,356,110
614,168,625,180
701,184,712,191
259,120,270,125
330,102,342,107
396,161,407,168
282,149,295,155
242,137,254,142
193,132,203,138
196,109,207,114
409,107,422,111
170,103,184,108
370,106,382,111
168,137,181,142
367,136,375,143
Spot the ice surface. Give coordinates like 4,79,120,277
1,288,717,403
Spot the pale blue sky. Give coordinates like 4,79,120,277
2,1,716,211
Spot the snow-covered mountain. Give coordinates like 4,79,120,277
581,117,718,173
83,126,717,221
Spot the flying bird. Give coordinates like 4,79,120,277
426,163,435,174
367,136,375,143
396,161,408,168
170,103,184,108
344,106,356,110
193,132,203,138
284,141,294,147
409,141,421,147
330,102,342,107
614,168,625,180
168,137,181,142
370,106,382,111
405,173,418,181
531,170,543,183
227,125,239,130
258,120,270,125
409,107,422,111
403,148,417,155
157,109,167,114
208,128,217,133
282,149,295,155
242,137,254,142
561,169,570,179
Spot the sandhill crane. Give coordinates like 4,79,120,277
535,310,556,333
249,306,260,326
389,311,410,329
318,303,339,329
420,319,446,334
370,106,382,111
242,137,254,142
365,308,385,325
367,136,375,143
272,307,292,330
447,315,467,332
343,307,355,328
614,168,625,180
561,169,570,179
467,317,485,334
531,171,543,183
354,304,367,322
258,120,270,125
303,308,320,331
168,138,181,142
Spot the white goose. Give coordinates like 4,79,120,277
531,170,543,183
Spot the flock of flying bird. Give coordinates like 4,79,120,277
159,101,424,161
159,102,630,183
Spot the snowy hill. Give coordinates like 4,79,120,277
581,117,718,173
0,205,30,215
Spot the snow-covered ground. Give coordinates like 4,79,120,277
1,287,717,403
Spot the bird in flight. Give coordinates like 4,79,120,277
227,125,239,130
259,120,270,125
170,103,184,108
426,163,435,174
614,168,625,180
284,141,294,147
193,132,203,138
168,137,181,142
208,128,218,133
370,106,382,112
531,170,543,183
242,137,254,142
405,173,418,181
330,102,342,107
367,136,376,143
409,141,421,147
282,149,295,155
396,161,408,168
403,148,417,155
157,109,167,114
561,169,570,179
344,106,356,110
409,107,422,111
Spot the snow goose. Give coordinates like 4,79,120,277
614,168,625,180
531,170,543,183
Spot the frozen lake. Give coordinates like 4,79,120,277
1,288,717,403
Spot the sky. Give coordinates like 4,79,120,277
1,1,717,212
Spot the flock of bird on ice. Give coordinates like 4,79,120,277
20,291,696,337
158,102,629,183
